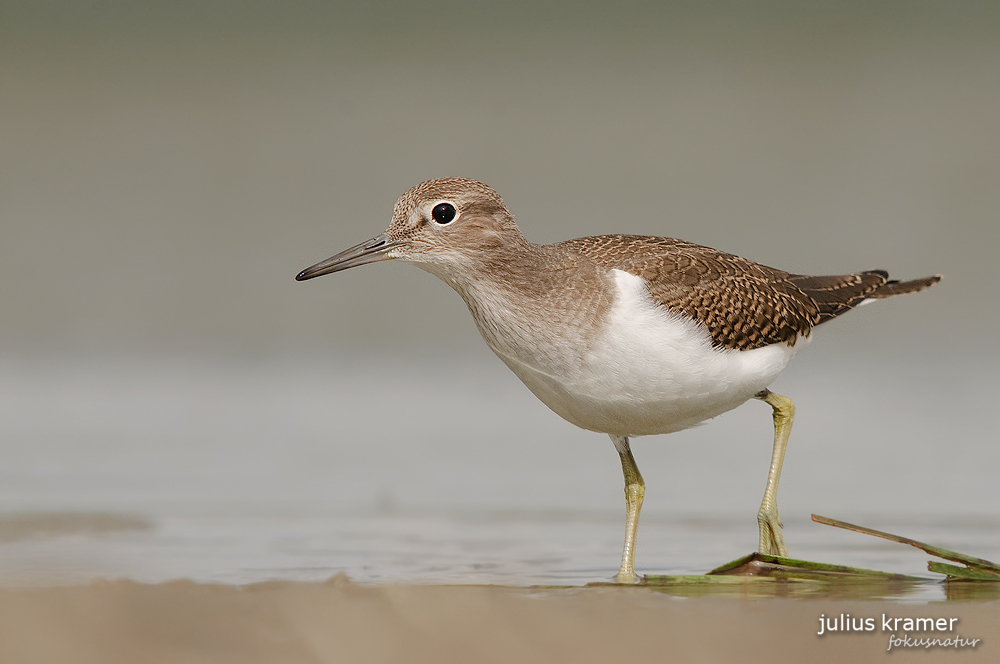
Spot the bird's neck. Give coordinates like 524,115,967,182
420,240,615,368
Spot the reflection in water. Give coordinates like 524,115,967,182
944,581,1000,602
642,576,939,602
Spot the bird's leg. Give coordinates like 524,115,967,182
754,389,794,557
611,434,645,584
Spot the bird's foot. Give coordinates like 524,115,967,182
614,569,640,584
757,506,788,557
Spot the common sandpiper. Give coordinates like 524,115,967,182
296,177,940,583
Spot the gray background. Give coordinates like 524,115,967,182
3,0,996,359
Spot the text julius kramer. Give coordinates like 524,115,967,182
818,614,979,644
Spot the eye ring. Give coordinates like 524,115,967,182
431,202,457,225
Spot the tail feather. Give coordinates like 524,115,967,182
786,271,941,325
868,274,942,299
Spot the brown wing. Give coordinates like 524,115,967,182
557,235,936,351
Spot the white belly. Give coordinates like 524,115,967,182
492,270,799,436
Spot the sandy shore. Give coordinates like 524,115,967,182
0,575,996,663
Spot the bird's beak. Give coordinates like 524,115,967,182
295,233,398,281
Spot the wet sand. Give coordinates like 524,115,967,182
1,576,996,663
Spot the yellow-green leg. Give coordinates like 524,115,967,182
754,389,794,557
611,434,644,583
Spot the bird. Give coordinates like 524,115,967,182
295,177,940,583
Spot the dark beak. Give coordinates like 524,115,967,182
296,234,398,281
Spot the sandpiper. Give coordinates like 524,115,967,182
296,177,940,583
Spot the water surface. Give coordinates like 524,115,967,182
1,355,996,602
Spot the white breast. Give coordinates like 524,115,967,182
490,270,800,436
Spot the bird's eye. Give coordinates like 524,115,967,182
431,202,456,224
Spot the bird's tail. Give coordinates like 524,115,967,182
786,271,941,325
867,274,942,299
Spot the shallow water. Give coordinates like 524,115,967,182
0,354,996,601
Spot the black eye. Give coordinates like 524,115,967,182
432,202,456,224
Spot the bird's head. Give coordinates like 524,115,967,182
295,177,523,283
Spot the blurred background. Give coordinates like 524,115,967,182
1,0,998,589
